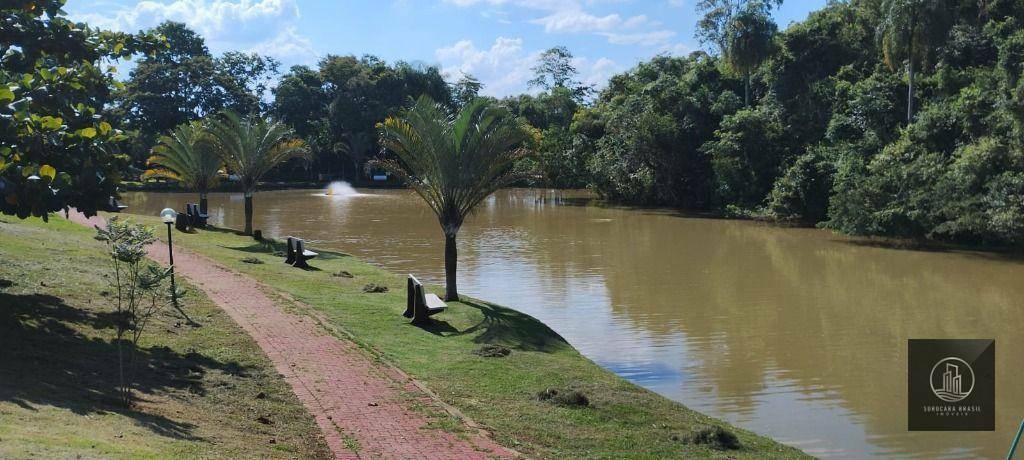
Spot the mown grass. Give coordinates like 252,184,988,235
0,216,331,459
136,215,808,459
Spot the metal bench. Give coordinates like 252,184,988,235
404,275,446,325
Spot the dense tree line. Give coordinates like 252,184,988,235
572,0,1024,246
10,1,1024,248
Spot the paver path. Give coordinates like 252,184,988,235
69,211,513,459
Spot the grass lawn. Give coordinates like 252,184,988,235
128,214,808,459
0,216,331,459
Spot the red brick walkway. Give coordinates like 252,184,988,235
69,212,513,459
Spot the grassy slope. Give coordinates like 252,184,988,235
0,216,331,459
137,215,808,459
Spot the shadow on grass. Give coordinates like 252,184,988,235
0,291,252,441
222,240,351,262
430,300,570,353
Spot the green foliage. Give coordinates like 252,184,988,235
375,96,537,235
145,121,223,195
207,110,309,234
0,0,161,219
95,217,171,406
375,96,537,299
703,103,786,207
207,110,309,194
585,55,737,207
528,46,594,101
111,22,280,166
578,0,1024,247
272,56,452,181
724,4,778,105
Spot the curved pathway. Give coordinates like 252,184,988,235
69,211,513,460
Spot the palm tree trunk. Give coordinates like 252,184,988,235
243,191,253,235
199,192,208,215
444,233,458,301
744,72,751,107
906,58,915,124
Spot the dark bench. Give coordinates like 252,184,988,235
186,203,208,228
106,196,128,212
174,211,191,232
284,236,318,268
404,275,446,325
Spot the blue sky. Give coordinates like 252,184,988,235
69,0,828,96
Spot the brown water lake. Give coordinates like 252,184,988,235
122,188,1024,458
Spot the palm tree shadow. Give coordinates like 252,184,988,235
0,290,252,441
452,300,571,353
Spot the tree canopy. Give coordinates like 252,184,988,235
1,0,161,219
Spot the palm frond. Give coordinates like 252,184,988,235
375,95,536,235
147,121,223,193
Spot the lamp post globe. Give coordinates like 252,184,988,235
159,208,178,306
160,208,177,224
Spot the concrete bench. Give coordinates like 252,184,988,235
404,275,446,325
107,196,128,212
285,236,318,268
186,203,208,228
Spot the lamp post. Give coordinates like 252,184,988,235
160,208,178,307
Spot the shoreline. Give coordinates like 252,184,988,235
120,212,808,458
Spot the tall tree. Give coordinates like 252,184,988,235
113,22,278,165
724,5,778,105
452,74,483,109
375,96,537,301
877,0,954,123
208,111,309,235
272,55,452,181
144,121,223,213
696,0,782,54
528,46,593,101
1,0,160,219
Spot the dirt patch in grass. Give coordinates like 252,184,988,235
362,283,388,293
473,344,512,358
537,388,590,408
688,426,742,451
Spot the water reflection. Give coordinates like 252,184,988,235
122,188,1024,458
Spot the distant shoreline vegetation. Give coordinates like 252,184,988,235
118,1,1024,249
7,1,1023,249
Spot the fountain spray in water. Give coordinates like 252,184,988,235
324,181,360,197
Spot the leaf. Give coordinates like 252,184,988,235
39,164,56,181
113,42,124,54
0,87,13,103
39,116,63,130
79,127,97,138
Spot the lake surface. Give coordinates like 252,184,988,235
123,188,1024,459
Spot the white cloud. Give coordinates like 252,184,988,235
602,30,676,46
530,11,624,33
72,0,316,63
436,37,538,97
436,37,623,96
443,0,674,46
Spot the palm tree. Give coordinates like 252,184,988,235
724,5,777,106
144,121,223,214
375,96,537,301
208,110,310,235
877,0,953,123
